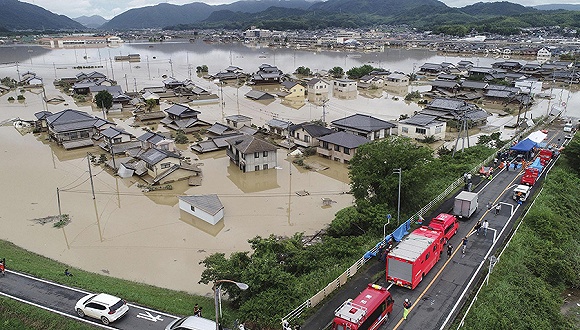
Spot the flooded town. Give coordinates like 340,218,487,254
1,31,579,298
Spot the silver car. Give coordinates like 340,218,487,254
75,293,129,325
165,315,217,330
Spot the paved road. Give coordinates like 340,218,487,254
0,270,178,329
301,123,569,330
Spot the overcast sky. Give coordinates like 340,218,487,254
21,0,580,20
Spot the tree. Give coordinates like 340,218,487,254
196,65,208,73
563,134,580,173
94,90,113,110
329,66,344,78
174,130,189,144
349,137,435,213
294,66,311,76
145,99,157,112
346,64,376,79
1,77,17,88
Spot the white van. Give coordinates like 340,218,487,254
563,123,574,133
165,316,217,330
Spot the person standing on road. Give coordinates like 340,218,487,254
403,299,412,320
482,219,489,237
487,201,492,210
474,220,482,236
447,244,453,258
495,203,501,216
462,236,468,256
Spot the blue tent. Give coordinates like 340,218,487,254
529,157,543,171
510,138,537,160
510,138,537,152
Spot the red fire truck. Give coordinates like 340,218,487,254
538,149,553,166
331,284,394,330
386,226,444,289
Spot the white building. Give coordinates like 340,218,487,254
179,194,224,225
398,114,446,141
333,79,357,93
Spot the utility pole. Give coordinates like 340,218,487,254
124,74,129,92
87,153,95,199
56,187,62,218
393,168,402,226
147,55,151,80
169,58,174,77
53,62,57,79
321,99,328,125
134,77,137,92
110,58,115,80
16,61,21,83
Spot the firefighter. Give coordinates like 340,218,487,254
403,299,412,320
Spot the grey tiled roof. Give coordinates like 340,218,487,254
34,111,53,120
245,90,275,100
89,85,123,95
165,104,200,117
225,114,252,122
267,118,292,129
317,131,370,149
208,122,232,135
400,114,442,127
226,135,277,154
431,80,458,88
138,147,180,165
137,131,168,144
461,81,488,89
46,109,109,133
179,194,223,216
101,127,132,139
289,123,333,137
331,114,396,132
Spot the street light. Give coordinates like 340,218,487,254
213,279,249,330
393,168,402,225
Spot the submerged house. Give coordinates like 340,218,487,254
250,64,284,84
45,109,113,149
398,114,446,141
289,122,333,148
226,135,278,172
331,114,396,140
316,131,369,163
160,104,210,132
179,194,224,225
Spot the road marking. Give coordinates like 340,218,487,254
137,311,164,322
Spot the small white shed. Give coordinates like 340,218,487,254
179,194,224,225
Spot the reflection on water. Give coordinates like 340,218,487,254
179,210,225,237
227,160,280,193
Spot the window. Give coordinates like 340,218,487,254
295,132,300,139
425,252,430,261
255,165,260,171
263,164,268,170
113,137,122,143
402,127,409,133
304,135,310,143
254,152,260,158
190,205,195,212
334,144,340,151
263,151,268,157
416,128,427,135
344,147,350,155
374,131,381,139
161,162,171,169
322,141,329,149
435,126,442,134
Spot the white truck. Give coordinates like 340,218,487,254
453,191,478,219
513,185,531,202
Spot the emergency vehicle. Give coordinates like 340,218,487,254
331,284,394,330
386,226,444,289
521,157,544,186
427,213,459,242
538,149,553,166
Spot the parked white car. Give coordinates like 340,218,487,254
75,293,129,325
165,315,217,330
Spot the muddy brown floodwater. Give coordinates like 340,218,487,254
0,89,354,295
1,43,579,296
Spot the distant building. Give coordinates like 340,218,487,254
306,78,329,95
331,114,396,140
316,131,369,163
333,79,357,93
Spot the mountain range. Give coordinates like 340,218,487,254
0,0,578,32
73,15,109,29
